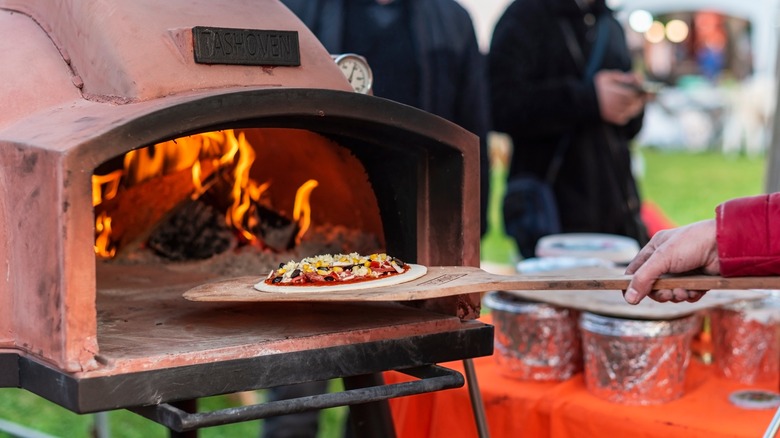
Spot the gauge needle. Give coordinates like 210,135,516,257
348,65,356,82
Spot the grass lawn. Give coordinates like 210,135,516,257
0,384,347,438
480,147,768,266
0,147,768,437
637,148,767,226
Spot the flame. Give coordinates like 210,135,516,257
94,211,116,258
225,131,257,242
91,129,320,257
92,130,248,257
123,137,206,186
292,179,319,244
92,170,123,206
191,161,203,198
243,180,271,237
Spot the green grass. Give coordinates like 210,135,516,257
0,148,768,437
479,160,521,266
0,383,347,438
637,148,767,226
480,147,768,265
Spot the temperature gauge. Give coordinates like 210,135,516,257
333,53,373,94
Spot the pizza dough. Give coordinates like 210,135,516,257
254,263,428,293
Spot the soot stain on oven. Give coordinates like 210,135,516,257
21,152,38,174
37,277,61,334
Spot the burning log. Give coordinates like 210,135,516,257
250,205,298,252
147,198,234,260
93,130,334,261
98,158,305,261
96,167,212,257
145,179,299,259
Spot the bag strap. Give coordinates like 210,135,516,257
558,14,611,82
560,15,648,244
545,14,611,183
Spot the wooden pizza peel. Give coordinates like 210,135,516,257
183,266,780,318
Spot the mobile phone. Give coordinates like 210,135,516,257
623,80,664,95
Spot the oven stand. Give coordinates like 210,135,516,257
142,361,491,438
130,364,462,433
1,319,494,436
464,358,491,438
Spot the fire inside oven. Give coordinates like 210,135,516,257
85,100,480,312
92,128,387,275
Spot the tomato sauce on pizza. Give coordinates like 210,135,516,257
264,252,410,287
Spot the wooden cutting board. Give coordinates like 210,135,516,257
183,265,780,303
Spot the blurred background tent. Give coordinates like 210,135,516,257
456,0,780,189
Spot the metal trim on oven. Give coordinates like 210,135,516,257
0,353,19,387
14,323,493,414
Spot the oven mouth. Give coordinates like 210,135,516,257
91,126,388,276
76,87,472,265
86,87,473,296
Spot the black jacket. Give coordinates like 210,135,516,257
489,0,647,247
282,0,491,236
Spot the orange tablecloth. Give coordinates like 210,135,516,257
386,327,778,437
641,200,677,237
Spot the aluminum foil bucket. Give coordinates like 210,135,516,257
711,296,780,387
484,291,581,381
580,312,699,405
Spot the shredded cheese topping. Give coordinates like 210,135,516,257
265,252,407,285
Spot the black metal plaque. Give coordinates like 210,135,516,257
192,26,300,66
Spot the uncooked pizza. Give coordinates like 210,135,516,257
254,252,427,293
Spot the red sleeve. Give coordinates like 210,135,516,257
716,193,780,276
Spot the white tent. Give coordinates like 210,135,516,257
459,0,779,79
613,0,780,79
457,0,780,166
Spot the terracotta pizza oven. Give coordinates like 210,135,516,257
0,0,491,433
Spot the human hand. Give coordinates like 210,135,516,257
623,219,720,304
594,70,646,125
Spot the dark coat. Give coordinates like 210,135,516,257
282,0,491,236
489,0,648,249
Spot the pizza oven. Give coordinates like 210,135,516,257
0,0,492,433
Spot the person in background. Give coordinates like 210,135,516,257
264,1,491,437
282,0,490,237
623,193,780,305
489,0,649,258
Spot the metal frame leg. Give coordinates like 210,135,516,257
763,403,780,438
463,359,490,438
343,373,396,438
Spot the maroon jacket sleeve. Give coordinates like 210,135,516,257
716,193,780,276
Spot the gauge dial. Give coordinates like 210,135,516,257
333,53,373,94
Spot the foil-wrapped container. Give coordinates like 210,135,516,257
484,291,581,381
711,297,780,387
580,312,699,405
